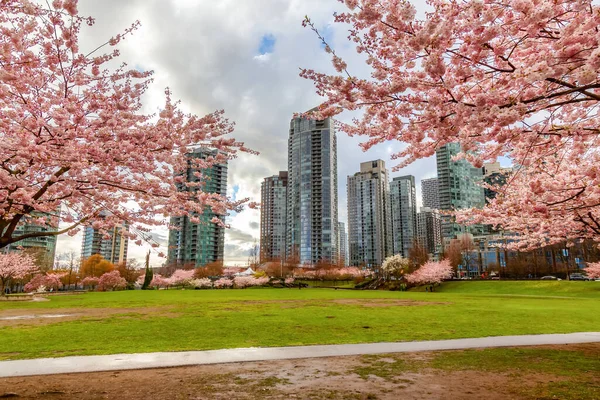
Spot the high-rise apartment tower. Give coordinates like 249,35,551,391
286,110,338,265
390,175,418,258
260,171,288,263
436,143,486,239
347,160,391,267
421,177,440,210
167,148,227,267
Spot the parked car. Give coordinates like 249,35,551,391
540,276,560,280
569,273,590,281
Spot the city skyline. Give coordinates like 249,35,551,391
49,1,502,267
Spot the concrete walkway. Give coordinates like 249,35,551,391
1,332,599,378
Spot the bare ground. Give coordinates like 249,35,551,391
2,344,597,400
0,307,179,327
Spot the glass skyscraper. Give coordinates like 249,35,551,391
390,175,418,258
5,217,58,269
260,171,288,262
167,148,227,267
347,160,391,268
286,111,338,265
81,218,129,265
436,143,486,239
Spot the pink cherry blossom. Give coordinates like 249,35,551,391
406,259,453,286
0,252,38,294
302,0,600,247
24,272,65,292
167,269,195,287
213,277,233,288
97,270,127,291
0,1,256,252
80,276,100,289
150,274,169,289
585,262,600,279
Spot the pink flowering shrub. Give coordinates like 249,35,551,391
191,278,213,288
97,271,127,291
167,269,195,287
80,276,100,289
214,278,233,288
233,276,253,288
150,274,169,289
254,277,269,286
24,273,64,292
284,277,295,285
406,260,453,286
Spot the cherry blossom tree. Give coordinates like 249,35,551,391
585,262,600,279
213,277,233,288
381,254,411,281
80,276,99,290
0,252,38,294
302,0,600,247
190,277,213,289
150,274,169,289
167,269,195,287
24,272,65,292
97,270,127,291
0,0,256,250
234,276,254,288
406,259,453,286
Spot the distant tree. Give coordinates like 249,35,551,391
80,276,99,290
442,240,463,273
58,251,80,289
167,269,195,287
248,241,259,267
22,247,53,272
194,260,224,278
381,254,411,282
117,259,143,285
142,251,153,290
97,271,127,291
213,277,233,288
406,260,453,286
149,274,169,289
0,253,38,295
190,278,213,289
24,272,65,292
408,239,429,269
263,260,291,279
457,235,478,276
80,255,114,278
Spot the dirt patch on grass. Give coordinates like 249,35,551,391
3,344,596,399
331,299,449,307
0,307,179,327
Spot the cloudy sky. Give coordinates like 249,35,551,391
56,0,438,267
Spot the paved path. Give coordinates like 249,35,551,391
1,332,599,378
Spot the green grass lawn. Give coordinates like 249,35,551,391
0,281,598,361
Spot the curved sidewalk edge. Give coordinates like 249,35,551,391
2,332,599,378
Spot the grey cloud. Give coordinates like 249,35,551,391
225,227,256,244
